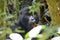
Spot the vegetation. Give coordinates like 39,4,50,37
0,0,60,40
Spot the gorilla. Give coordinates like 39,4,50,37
11,7,39,36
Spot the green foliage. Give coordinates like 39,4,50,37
29,0,45,16
39,26,59,40
0,0,4,12
0,0,60,40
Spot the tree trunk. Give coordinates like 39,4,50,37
46,0,60,26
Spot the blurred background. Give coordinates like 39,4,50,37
0,0,60,40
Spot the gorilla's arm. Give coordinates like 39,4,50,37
11,15,32,33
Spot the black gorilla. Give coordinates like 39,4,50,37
11,7,39,34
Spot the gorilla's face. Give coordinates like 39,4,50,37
28,15,36,25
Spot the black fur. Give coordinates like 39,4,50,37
11,7,39,33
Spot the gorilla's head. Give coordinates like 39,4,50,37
20,7,39,27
